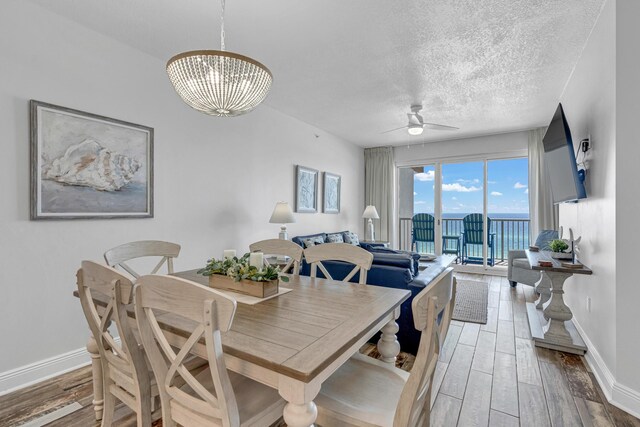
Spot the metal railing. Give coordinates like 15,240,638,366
399,217,530,263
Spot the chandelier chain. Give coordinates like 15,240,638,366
220,0,226,51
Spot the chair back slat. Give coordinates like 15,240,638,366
393,268,456,427
76,261,152,422
249,239,304,275
104,240,181,278
412,213,435,243
304,243,373,285
135,275,239,427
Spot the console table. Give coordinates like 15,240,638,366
525,250,592,355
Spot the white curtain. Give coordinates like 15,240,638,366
528,127,558,240
364,147,394,242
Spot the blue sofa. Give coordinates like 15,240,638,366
292,231,441,355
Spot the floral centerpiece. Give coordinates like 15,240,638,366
197,253,288,298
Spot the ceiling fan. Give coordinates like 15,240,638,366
382,105,459,136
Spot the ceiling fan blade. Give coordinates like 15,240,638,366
414,112,425,124
423,122,459,131
381,125,409,134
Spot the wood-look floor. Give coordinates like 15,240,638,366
2,273,639,427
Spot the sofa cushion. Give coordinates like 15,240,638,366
292,233,327,248
326,233,345,243
302,236,324,248
343,231,360,245
512,258,531,269
371,253,414,271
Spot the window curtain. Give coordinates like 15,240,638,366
528,127,558,240
364,147,394,242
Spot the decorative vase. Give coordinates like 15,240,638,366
208,274,279,298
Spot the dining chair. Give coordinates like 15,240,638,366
314,267,456,427
304,242,374,284
104,240,181,279
249,238,304,275
76,260,159,426
134,274,286,427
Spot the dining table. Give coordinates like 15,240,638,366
79,269,412,427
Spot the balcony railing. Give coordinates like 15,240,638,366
399,217,530,264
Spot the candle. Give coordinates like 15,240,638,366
249,252,264,269
223,249,236,260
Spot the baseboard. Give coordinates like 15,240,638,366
0,337,120,397
573,319,640,418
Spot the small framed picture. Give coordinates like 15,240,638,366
295,165,319,213
323,172,341,214
30,100,154,220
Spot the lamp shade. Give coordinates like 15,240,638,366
362,205,380,219
269,202,295,224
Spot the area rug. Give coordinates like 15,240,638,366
452,280,489,324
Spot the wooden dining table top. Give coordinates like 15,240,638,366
76,269,411,383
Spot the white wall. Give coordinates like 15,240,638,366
615,0,640,408
560,0,640,416
0,0,363,381
393,131,529,166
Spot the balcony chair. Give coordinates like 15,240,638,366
461,214,496,266
314,268,456,427
508,229,558,287
411,213,435,254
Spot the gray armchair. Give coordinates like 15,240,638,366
508,230,558,287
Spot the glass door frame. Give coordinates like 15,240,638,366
395,149,528,273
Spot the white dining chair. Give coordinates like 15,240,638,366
134,274,286,427
104,240,180,279
76,261,160,426
249,238,304,275
303,242,374,284
314,268,456,427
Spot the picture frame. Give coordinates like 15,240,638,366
30,100,154,220
323,172,341,214
295,165,319,213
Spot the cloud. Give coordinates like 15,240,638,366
491,191,503,196
415,201,427,205
414,171,435,181
442,183,482,192
413,192,417,196
524,188,529,194
514,182,527,189
451,196,457,200
456,178,480,184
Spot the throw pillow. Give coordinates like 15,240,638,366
302,236,324,248
325,233,344,243
343,231,360,246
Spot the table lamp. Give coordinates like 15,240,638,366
362,205,380,241
269,202,296,240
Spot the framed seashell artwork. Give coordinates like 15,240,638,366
30,100,153,219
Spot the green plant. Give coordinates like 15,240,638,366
549,239,569,253
197,253,289,282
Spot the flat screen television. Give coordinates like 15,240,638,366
543,103,587,204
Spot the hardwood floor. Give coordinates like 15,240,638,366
1,273,639,426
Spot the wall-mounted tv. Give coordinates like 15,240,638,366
543,103,587,204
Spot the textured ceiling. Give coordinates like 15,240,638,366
27,0,605,147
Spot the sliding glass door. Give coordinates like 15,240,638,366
398,156,529,270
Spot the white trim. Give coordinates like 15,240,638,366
394,149,529,168
573,319,640,418
0,337,120,397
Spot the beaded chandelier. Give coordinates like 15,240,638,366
166,0,272,117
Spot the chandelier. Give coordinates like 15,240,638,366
166,0,272,117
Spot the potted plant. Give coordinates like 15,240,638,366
198,253,289,298
549,239,572,259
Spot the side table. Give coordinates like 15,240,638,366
525,250,592,355
442,235,460,263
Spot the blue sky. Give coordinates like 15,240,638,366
413,158,529,215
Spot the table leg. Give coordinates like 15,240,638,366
279,377,319,427
534,270,552,309
86,334,104,421
377,309,401,364
542,271,574,344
